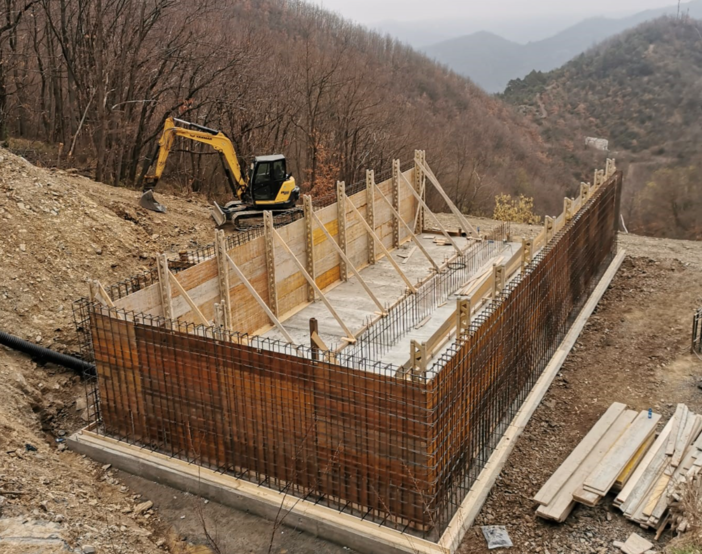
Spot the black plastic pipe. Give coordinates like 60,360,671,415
0,331,95,373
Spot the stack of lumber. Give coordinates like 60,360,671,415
534,402,702,541
535,403,661,522
615,404,702,537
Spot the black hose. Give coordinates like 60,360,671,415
0,331,95,374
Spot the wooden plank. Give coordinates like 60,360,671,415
583,411,661,495
617,418,673,509
615,432,656,490
641,473,671,518
537,409,638,521
672,412,698,468
534,402,627,506
667,404,686,455
623,533,653,554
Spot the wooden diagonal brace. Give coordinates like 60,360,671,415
167,268,210,326
308,201,387,315
399,170,462,254
270,224,356,342
88,279,115,308
223,250,295,344
373,181,439,271
344,195,417,294
417,158,478,237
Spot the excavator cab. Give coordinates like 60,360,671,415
250,155,290,204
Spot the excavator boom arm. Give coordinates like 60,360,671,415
145,117,248,199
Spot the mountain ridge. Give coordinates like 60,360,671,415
424,0,702,92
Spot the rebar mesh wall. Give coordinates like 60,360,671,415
427,171,621,526
80,172,621,539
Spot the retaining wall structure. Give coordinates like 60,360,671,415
74,154,622,545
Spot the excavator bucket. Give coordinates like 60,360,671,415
139,190,167,213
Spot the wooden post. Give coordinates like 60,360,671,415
522,238,533,271
493,264,505,296
309,317,319,361
263,211,278,316
303,195,316,302
214,230,232,329
457,297,472,337
580,183,591,204
545,217,554,242
374,182,439,271
414,150,425,234
410,339,427,380
337,181,348,281
157,254,174,320
564,197,574,222
366,169,376,265
392,159,401,248
345,196,417,293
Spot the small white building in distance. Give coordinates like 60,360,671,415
585,137,609,151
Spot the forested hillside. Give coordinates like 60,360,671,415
0,0,572,217
503,17,702,239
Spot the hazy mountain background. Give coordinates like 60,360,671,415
419,0,702,92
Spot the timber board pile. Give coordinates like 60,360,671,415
534,402,702,539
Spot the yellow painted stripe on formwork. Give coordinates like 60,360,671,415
313,220,338,246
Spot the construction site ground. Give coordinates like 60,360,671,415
1,148,701,553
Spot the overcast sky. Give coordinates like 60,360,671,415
312,0,680,23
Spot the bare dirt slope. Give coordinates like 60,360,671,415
0,148,217,352
2,149,702,553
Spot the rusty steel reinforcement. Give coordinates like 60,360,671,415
73,171,621,540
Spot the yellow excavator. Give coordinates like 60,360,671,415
140,117,300,227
